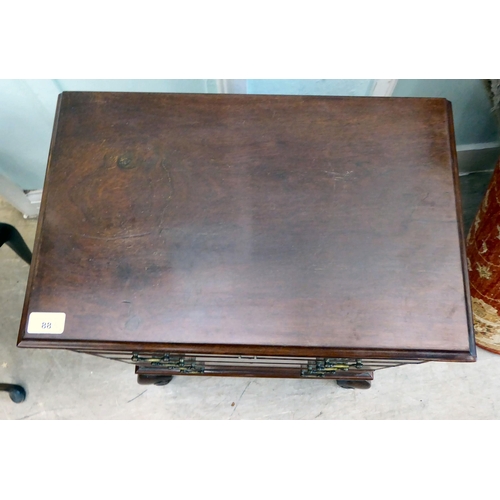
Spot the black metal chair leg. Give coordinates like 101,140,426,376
0,383,26,403
1,222,31,403
0,223,32,264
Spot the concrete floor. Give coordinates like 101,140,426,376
1,194,500,420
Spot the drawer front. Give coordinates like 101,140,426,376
131,354,423,379
77,350,425,378
135,364,374,380
75,350,137,364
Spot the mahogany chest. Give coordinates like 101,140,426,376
18,91,475,389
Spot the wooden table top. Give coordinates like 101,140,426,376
18,92,475,360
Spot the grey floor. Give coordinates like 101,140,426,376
1,169,500,420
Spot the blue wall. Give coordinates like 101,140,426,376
247,79,374,96
55,79,217,93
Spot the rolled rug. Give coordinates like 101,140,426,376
468,159,500,353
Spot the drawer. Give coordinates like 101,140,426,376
78,350,426,376
131,353,411,379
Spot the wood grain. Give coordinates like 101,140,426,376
18,92,475,361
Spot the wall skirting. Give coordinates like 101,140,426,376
216,80,247,94
371,79,398,97
457,143,500,175
0,176,39,218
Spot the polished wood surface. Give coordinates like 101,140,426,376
18,92,474,361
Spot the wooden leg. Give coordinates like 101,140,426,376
336,379,372,390
0,383,27,403
137,374,173,386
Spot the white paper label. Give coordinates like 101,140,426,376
27,312,66,334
